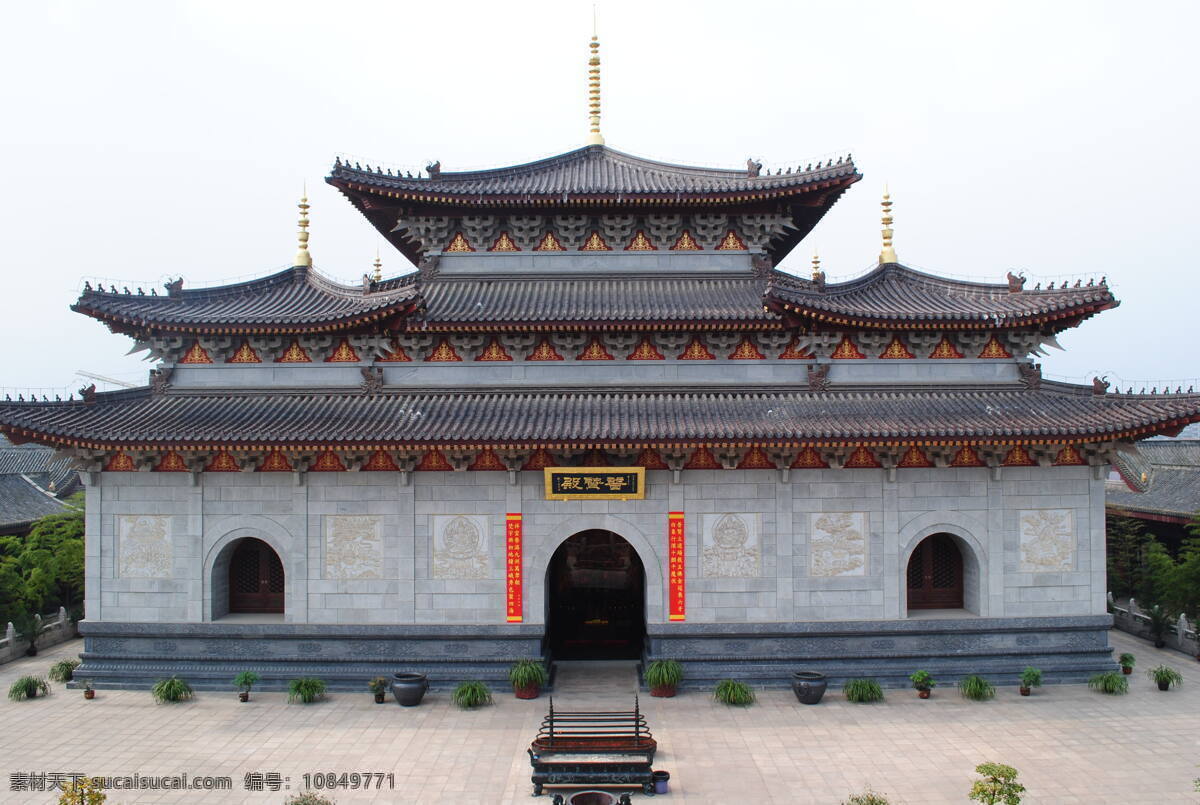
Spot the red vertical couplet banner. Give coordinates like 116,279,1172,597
505,513,523,623
668,511,685,621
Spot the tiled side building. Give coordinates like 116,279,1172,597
3,144,1199,689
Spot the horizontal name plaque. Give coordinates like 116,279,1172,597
543,467,646,500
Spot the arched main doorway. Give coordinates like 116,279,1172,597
228,538,285,613
546,530,645,659
906,533,964,610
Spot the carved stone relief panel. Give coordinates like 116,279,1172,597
118,515,173,578
324,515,383,580
809,512,868,577
701,513,761,578
431,514,490,579
1018,509,1075,572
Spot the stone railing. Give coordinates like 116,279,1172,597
1108,593,1199,657
0,608,77,665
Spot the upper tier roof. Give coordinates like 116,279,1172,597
329,145,858,202
3,383,1198,450
73,266,420,335
765,263,1117,331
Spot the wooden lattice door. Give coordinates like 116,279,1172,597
906,534,963,609
228,539,285,613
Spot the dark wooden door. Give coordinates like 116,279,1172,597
906,534,963,609
229,539,285,613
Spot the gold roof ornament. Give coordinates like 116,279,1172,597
372,252,383,283
811,250,821,280
295,191,312,267
586,18,604,146
879,187,897,265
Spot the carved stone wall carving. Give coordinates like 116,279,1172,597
118,515,173,578
431,514,490,579
810,512,867,577
701,513,761,578
1019,509,1075,572
325,515,383,580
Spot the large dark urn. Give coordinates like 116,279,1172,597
390,673,429,707
791,671,827,705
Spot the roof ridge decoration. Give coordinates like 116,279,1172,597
587,29,603,146
295,192,312,267
879,187,896,265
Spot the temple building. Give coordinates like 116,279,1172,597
3,38,1200,690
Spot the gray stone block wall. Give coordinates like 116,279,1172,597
87,463,1105,628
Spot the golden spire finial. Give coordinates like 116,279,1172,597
586,15,604,146
372,251,382,283
295,190,312,267
879,186,897,265
811,250,822,280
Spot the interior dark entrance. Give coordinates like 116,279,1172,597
228,538,285,613
547,530,645,659
906,533,964,609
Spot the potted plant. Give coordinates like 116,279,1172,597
958,675,995,701
645,659,682,698
1088,670,1128,695
233,671,260,702
1018,667,1042,697
288,677,326,704
843,678,884,703
14,612,41,657
151,676,193,703
1147,664,1183,691
1118,652,1136,674
82,679,95,700
713,679,755,706
508,659,549,699
8,675,50,701
1147,605,1170,648
368,676,390,703
968,762,1025,805
451,680,493,709
909,670,936,699
48,659,81,683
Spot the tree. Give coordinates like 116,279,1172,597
1106,516,1151,598
0,493,85,623
968,762,1025,805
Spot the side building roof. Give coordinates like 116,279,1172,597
1108,440,1200,523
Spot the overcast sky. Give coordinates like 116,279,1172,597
2,0,1197,395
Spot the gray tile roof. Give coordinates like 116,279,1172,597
72,267,419,334
2,383,1198,449
1108,440,1200,520
0,435,80,533
766,264,1117,330
330,146,858,200
421,275,771,327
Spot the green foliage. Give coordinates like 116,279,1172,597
0,494,86,629
645,659,683,688
284,793,336,805
1088,671,1129,695
48,658,80,682
908,670,936,690
288,677,326,704
1018,667,1042,689
151,676,194,703
232,671,260,692
968,762,1025,805
1146,604,1172,640
1146,665,1183,688
843,678,884,703
451,680,493,709
842,790,890,805
8,675,50,701
958,675,996,701
1106,516,1151,599
57,777,106,804
1117,652,1136,669
1106,514,1200,620
713,679,755,706
367,676,389,694
507,659,548,689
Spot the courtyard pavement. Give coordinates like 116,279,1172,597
0,630,1197,804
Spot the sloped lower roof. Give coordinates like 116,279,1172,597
72,267,420,335
0,435,80,533
1108,440,1200,522
766,264,1117,331
2,383,1198,450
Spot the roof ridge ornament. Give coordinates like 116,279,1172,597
586,21,604,146
879,187,897,265
295,190,312,268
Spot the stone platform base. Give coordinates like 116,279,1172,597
75,621,542,691
645,615,1117,689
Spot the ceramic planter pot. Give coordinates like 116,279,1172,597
917,688,931,699
1157,680,1170,691
514,683,540,700
83,689,95,700
373,692,386,704
390,673,429,706
649,684,676,698
1121,666,1133,675
238,692,249,703
1019,686,1031,696
791,672,827,705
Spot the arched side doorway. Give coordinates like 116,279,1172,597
906,533,964,610
546,530,645,660
227,537,285,614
